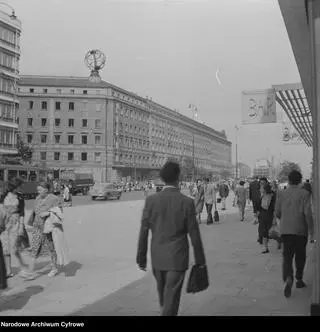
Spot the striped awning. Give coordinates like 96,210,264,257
272,83,313,147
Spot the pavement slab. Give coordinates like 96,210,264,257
0,195,314,316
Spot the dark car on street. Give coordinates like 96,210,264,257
90,183,122,201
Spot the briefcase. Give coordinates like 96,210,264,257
186,265,209,294
214,210,219,222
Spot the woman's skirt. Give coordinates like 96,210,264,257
258,212,273,239
0,240,7,290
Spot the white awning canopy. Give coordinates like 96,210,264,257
273,83,313,147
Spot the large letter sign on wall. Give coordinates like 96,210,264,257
241,89,277,124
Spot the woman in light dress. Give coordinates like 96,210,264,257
23,182,63,280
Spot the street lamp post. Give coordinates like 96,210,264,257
235,125,239,179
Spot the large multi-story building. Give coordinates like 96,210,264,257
233,162,251,179
17,75,232,182
0,9,21,155
253,159,272,179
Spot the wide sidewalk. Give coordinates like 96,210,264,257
0,194,314,316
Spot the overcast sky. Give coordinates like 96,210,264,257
9,0,312,177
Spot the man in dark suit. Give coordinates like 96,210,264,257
249,176,261,223
136,161,206,316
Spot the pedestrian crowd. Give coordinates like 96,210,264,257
137,160,315,315
0,177,69,292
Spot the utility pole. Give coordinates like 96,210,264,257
192,135,195,181
235,125,239,179
189,104,198,182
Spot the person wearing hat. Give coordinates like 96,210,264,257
136,161,206,316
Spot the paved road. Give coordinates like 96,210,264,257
24,190,146,210
0,194,313,316
24,189,190,210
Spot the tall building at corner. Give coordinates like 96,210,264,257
17,75,232,182
0,9,21,155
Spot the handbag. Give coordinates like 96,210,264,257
214,210,219,222
27,210,35,227
186,265,209,294
268,223,280,240
217,198,221,203
16,225,30,250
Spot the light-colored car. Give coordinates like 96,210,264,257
90,183,122,201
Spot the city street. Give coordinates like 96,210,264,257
24,190,146,210
0,194,313,316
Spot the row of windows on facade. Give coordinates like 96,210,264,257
0,104,15,121
0,52,17,71
39,151,101,162
25,118,102,129
27,101,81,111
26,133,102,145
117,122,149,136
26,88,92,95
116,137,150,149
116,108,149,122
0,128,15,145
0,27,20,47
0,77,14,94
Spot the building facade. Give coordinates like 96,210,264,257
0,10,21,155
253,159,272,179
233,162,251,179
17,75,232,182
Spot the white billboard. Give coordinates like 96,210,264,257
242,89,277,124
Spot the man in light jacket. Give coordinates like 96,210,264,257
136,161,206,316
275,170,314,298
203,178,216,224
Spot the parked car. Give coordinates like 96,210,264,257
90,183,122,201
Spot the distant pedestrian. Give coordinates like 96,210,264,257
257,182,276,254
63,184,72,207
235,181,246,222
194,180,205,223
219,181,229,211
136,161,206,316
203,178,216,224
275,170,314,298
302,179,312,195
249,176,261,224
144,184,149,197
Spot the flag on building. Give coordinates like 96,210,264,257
241,89,277,124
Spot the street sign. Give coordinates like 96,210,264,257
241,89,277,124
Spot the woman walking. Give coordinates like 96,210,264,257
0,178,29,278
257,182,276,254
235,181,247,222
23,182,61,280
194,180,205,223
63,184,72,207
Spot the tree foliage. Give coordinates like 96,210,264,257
278,161,301,182
16,134,33,163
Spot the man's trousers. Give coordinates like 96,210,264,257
152,269,186,316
